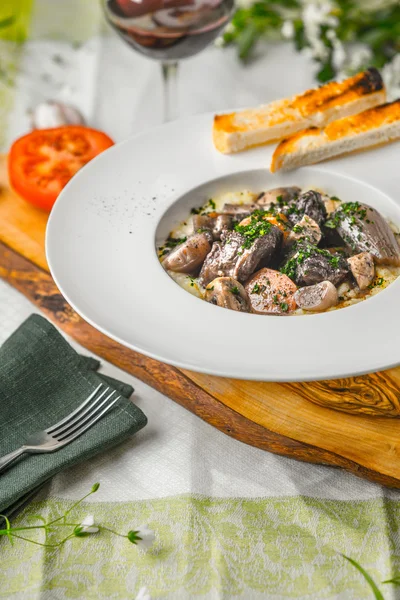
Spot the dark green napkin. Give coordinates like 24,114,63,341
0,314,147,514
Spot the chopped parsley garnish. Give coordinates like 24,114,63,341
234,212,272,249
230,286,240,295
281,257,298,280
252,283,261,294
280,302,289,312
158,235,187,257
190,206,201,215
329,256,340,268
165,236,187,248
280,242,344,281
368,277,384,289
325,201,370,230
186,276,196,287
208,198,216,210
207,285,214,291
292,224,304,234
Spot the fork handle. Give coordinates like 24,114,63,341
0,447,26,474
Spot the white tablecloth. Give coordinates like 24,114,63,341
2,2,400,599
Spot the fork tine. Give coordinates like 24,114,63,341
49,386,112,437
46,384,105,434
53,389,118,439
57,395,121,443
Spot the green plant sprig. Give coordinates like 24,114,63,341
222,0,400,82
0,483,155,550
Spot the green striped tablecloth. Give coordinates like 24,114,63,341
1,3,400,598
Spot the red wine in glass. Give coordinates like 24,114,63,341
102,0,234,119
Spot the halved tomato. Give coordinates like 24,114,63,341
8,126,114,211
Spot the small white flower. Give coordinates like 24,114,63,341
80,515,99,534
281,20,294,40
348,46,372,71
132,525,155,550
301,2,339,61
332,39,346,70
326,29,336,41
135,587,152,600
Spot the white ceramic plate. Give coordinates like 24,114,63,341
46,113,400,381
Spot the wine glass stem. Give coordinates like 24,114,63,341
161,61,179,122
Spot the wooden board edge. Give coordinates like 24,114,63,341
1,239,400,488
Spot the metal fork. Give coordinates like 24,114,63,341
0,384,121,474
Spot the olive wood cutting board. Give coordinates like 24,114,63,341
2,155,400,488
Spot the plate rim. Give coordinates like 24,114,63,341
46,112,400,382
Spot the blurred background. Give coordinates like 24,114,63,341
0,0,399,147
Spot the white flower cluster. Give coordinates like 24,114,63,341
301,1,338,62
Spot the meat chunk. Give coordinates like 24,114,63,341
162,232,211,274
294,281,338,311
347,252,375,290
244,268,297,315
198,227,282,286
288,190,327,226
256,186,301,209
332,202,400,266
238,212,291,241
204,277,250,312
281,243,349,286
285,215,322,247
322,194,341,215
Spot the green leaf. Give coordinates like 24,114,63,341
127,530,140,544
316,61,335,83
382,574,400,586
238,24,259,61
341,555,385,600
91,482,100,493
293,19,306,51
0,15,15,30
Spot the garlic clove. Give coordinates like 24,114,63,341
30,100,86,130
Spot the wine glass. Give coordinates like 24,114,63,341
101,0,234,122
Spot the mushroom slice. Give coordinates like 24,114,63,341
213,214,233,239
244,268,297,315
285,215,322,247
192,214,213,234
347,252,375,290
294,281,338,312
256,186,301,208
162,232,211,274
204,277,250,312
193,214,233,240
